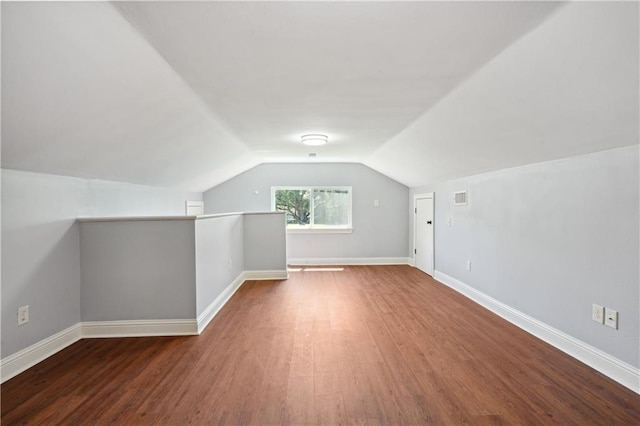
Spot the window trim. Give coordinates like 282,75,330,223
271,186,353,232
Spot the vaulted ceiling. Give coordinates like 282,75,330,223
2,1,638,191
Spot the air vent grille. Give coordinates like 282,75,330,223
454,191,467,206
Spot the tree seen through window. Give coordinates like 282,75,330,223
273,187,351,229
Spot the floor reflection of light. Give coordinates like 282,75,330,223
287,266,345,272
302,267,344,272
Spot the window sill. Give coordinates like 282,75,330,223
286,227,353,234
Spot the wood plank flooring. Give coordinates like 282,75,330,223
2,265,639,425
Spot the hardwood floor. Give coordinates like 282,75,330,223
2,265,639,425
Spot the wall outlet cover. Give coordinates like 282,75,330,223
17,305,29,326
592,304,604,324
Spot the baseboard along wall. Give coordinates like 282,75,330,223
0,323,83,384
0,270,288,384
433,270,640,394
4,266,637,395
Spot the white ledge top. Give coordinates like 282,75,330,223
77,216,198,223
77,211,284,223
196,211,285,219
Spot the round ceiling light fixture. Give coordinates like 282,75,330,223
301,134,328,146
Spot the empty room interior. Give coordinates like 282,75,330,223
1,1,639,424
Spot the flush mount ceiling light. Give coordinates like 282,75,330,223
301,134,328,146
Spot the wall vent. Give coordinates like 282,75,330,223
453,191,467,206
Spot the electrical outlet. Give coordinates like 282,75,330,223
228,259,233,271
466,260,472,271
17,305,29,325
605,308,618,329
592,304,604,324
447,217,452,227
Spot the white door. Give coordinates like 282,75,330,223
415,195,434,276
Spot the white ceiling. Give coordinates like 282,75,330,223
2,1,638,191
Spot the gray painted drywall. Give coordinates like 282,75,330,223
410,146,639,367
195,215,245,316
1,169,202,357
80,220,197,320
85,179,202,217
204,163,409,260
2,169,289,360
243,213,287,271
1,170,84,358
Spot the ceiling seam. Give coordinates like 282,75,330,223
107,1,252,154
365,1,568,166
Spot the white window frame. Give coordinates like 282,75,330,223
271,186,353,233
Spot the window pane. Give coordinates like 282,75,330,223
313,189,349,226
274,189,310,225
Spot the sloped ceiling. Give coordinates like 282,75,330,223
1,1,637,191
366,1,639,186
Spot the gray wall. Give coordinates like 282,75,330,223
1,171,84,358
79,212,286,320
85,179,203,217
204,163,409,260
80,220,197,321
195,214,245,316
410,146,639,367
243,213,287,271
1,169,202,358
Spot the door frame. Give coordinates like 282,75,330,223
413,192,435,275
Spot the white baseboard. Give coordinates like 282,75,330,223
197,270,288,333
1,323,82,383
243,270,289,280
288,257,411,266
197,272,246,333
82,319,198,338
433,270,640,394
1,269,288,383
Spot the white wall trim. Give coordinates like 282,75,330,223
1,323,82,383
82,319,198,338
197,272,246,334
243,270,289,280
433,270,640,394
197,270,289,333
1,269,291,383
6,268,637,394
288,257,411,266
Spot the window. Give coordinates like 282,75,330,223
271,186,352,232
